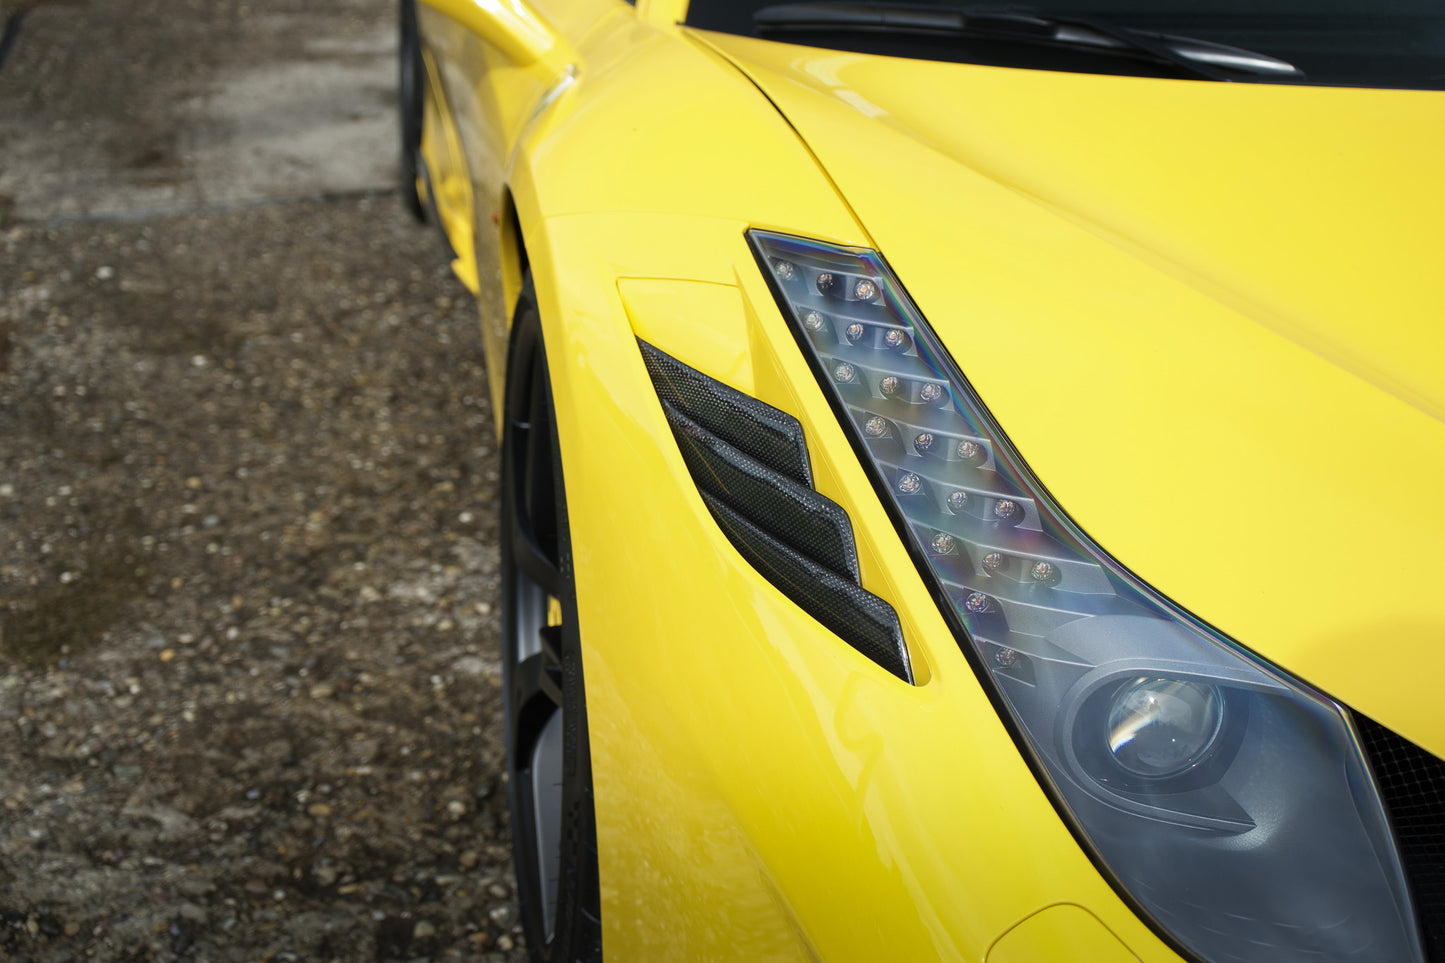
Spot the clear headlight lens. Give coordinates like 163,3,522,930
750,230,1423,963
1106,677,1225,778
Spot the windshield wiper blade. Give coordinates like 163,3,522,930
752,3,1303,80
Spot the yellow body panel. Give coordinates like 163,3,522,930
414,1,1444,958
532,213,1169,961
697,33,1445,758
418,46,480,293
418,0,608,428
419,0,570,66
987,905,1139,963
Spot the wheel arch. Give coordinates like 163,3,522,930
498,186,530,325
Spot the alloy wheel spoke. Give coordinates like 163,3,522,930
508,409,562,596
510,509,561,597
513,650,564,717
538,624,564,666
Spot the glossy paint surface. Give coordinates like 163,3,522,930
415,0,1444,957
988,904,1138,963
698,32,1445,758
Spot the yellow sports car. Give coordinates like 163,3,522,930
399,0,1445,959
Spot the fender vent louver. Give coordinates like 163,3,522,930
1355,715,1445,959
640,340,913,683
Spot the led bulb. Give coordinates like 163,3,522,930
845,323,865,343
854,278,878,301
879,376,900,396
965,592,993,614
931,532,956,555
947,490,969,512
914,432,935,454
982,552,1004,573
816,272,836,295
773,259,796,281
995,648,1019,668
897,472,922,495
957,440,981,462
803,310,826,331
864,416,889,438
833,362,856,383
920,383,943,403
994,499,1018,520
884,329,910,351
1031,561,1057,583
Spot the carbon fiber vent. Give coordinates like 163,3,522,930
639,340,913,683
1356,716,1445,959
641,342,813,487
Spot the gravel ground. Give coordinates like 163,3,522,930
0,0,396,219
0,196,529,961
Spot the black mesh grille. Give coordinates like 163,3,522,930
1356,715,1445,959
640,339,913,684
702,493,912,683
640,340,812,487
665,402,859,583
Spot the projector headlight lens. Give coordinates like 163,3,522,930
1106,677,1224,778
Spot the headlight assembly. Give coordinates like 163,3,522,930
749,230,1424,963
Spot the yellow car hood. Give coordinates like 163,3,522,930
700,32,1445,755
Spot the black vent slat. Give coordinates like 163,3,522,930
664,401,860,584
640,339,914,684
640,340,812,487
1356,715,1445,959
701,492,913,683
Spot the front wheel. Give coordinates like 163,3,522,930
500,278,602,962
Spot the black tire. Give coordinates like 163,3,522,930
398,0,427,222
501,278,603,963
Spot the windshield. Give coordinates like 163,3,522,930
684,0,1445,89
